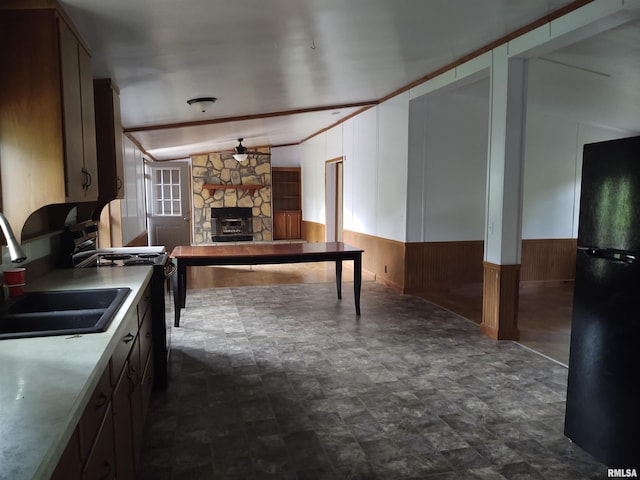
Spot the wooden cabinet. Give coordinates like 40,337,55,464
53,282,153,480
274,210,302,240
94,79,125,202
272,167,302,240
50,429,81,480
0,4,97,237
60,19,98,202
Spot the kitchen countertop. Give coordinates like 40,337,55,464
0,266,153,480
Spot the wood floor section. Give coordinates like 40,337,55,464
186,263,572,366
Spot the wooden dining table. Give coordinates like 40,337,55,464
170,242,364,326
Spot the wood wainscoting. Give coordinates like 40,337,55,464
404,241,484,295
521,238,577,283
481,262,521,340
301,220,326,243
343,230,405,291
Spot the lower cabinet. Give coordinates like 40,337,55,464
52,284,153,480
112,358,135,480
274,210,301,240
82,404,116,480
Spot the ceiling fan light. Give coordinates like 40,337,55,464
187,97,217,112
233,138,248,161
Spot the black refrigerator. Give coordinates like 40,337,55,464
564,135,640,468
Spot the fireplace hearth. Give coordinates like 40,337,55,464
211,207,253,242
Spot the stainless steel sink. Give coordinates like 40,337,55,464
0,288,130,340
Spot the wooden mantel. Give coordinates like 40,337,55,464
202,184,262,195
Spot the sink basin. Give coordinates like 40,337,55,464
0,288,130,340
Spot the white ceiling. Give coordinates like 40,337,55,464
58,0,640,161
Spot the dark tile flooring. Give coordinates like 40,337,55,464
139,282,605,479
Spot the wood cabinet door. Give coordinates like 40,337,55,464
287,211,302,239
59,16,97,202
78,43,98,200
273,212,287,240
112,363,135,480
51,428,82,480
58,18,85,201
94,79,125,201
82,405,116,480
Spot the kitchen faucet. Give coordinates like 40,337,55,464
0,213,27,263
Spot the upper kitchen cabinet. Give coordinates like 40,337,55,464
59,17,98,202
94,78,125,202
0,3,97,239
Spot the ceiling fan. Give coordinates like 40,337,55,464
233,138,271,162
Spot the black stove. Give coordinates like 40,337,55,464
61,220,173,391
95,252,168,267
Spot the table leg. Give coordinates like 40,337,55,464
354,254,362,315
174,261,187,327
335,259,343,299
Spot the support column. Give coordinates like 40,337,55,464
481,46,527,341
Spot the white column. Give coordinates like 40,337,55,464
481,46,527,341
484,46,527,264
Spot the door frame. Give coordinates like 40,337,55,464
325,157,344,242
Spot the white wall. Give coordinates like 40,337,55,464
121,136,147,245
522,58,639,240
271,145,301,167
407,81,490,242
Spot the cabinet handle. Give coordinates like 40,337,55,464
116,176,123,192
99,460,112,480
123,332,135,344
81,167,88,189
94,392,108,410
85,170,92,188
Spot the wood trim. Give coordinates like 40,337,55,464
480,262,520,341
202,184,262,195
325,156,344,165
123,101,378,133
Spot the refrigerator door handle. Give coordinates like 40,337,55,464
581,247,638,264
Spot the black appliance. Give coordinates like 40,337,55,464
564,136,640,468
62,221,174,391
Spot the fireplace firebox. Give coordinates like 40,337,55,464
211,207,253,242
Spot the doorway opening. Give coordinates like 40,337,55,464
325,157,343,242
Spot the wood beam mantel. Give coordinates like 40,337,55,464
202,184,262,196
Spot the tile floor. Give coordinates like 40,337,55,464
139,281,605,479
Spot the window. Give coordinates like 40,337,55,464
153,168,182,216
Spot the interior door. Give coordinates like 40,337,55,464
325,158,344,242
146,161,191,252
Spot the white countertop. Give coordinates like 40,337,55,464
0,266,153,480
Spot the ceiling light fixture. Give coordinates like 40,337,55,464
233,138,248,162
187,97,217,112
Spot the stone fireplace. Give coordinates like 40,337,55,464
192,149,272,245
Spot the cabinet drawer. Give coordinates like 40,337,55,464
79,368,111,461
110,310,138,385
